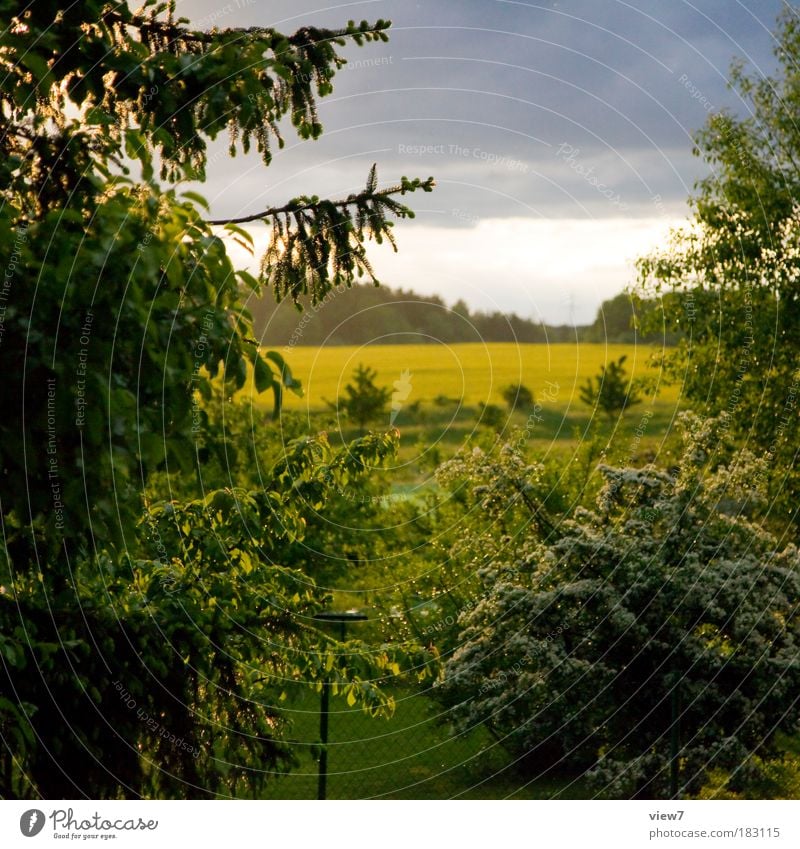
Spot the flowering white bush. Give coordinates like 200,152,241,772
440,415,800,798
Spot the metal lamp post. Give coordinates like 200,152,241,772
312,610,368,800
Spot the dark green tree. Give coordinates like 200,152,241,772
583,292,639,343
477,401,506,429
636,8,800,526
579,355,641,420
0,0,434,798
330,363,392,432
501,383,534,411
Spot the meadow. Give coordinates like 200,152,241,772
241,342,685,476
270,341,681,413
247,342,686,798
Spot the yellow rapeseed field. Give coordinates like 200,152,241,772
244,342,681,412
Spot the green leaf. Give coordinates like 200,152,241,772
180,190,211,212
124,129,146,161
236,269,261,292
271,382,283,421
223,222,254,247
265,350,302,394
85,107,116,125
253,355,275,394
21,52,53,90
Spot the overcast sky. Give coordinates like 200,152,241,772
178,0,787,323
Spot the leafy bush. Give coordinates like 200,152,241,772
440,415,800,798
579,355,641,420
0,423,437,797
477,402,506,429
328,363,392,432
695,733,800,799
502,383,535,411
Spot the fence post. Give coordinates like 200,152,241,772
670,677,681,800
312,610,368,800
318,676,330,800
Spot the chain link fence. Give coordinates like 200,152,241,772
262,679,577,800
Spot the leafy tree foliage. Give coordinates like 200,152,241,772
637,9,800,524
476,402,506,430
579,355,642,420
440,416,800,798
582,292,681,345
582,292,638,343
328,363,392,432
250,282,582,346
502,383,534,411
0,1,434,797
696,733,800,799
420,436,575,653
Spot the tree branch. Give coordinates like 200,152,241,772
102,9,390,50
206,178,434,226
513,481,557,536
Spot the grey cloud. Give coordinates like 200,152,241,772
174,0,785,320
178,0,783,222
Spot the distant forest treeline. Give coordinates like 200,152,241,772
249,284,682,346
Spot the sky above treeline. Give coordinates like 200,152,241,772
178,0,787,324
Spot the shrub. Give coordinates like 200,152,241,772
440,415,800,798
477,402,505,429
502,383,535,411
328,363,392,432
579,355,641,419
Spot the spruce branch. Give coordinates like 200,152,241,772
207,167,434,305
207,172,435,226
102,7,391,51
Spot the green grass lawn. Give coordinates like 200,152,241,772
262,684,587,800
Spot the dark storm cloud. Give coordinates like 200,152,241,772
178,0,784,223
172,1,789,321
